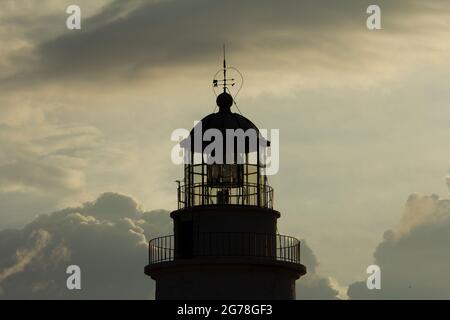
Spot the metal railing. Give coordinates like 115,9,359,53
149,234,174,264
148,233,301,265
177,183,274,209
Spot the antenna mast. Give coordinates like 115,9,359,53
223,45,227,93
213,45,235,93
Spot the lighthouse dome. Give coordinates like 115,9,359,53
181,92,270,153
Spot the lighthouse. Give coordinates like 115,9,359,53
145,53,306,300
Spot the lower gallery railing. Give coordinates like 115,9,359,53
148,232,301,265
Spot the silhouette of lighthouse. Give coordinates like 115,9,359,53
145,51,306,300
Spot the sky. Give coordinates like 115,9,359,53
1,0,450,299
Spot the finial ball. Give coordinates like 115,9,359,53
216,92,233,110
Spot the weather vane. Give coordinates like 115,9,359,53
213,45,237,94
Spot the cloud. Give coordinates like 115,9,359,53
0,192,337,299
0,94,112,199
347,193,450,299
81,192,141,220
2,0,450,296
0,229,50,283
0,118,102,194
0,159,85,193
0,0,112,78
3,0,450,90
0,192,171,299
296,240,340,300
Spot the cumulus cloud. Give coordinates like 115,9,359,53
0,229,51,283
347,193,450,299
296,240,340,300
0,192,337,299
0,192,171,299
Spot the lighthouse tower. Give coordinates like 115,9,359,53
145,54,306,300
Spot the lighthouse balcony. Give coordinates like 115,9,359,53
178,182,273,209
147,232,301,265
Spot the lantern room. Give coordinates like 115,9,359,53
178,91,273,209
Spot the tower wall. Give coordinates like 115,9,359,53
171,206,279,235
145,207,306,300
149,258,302,300
171,207,280,260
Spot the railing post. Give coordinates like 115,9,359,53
171,236,174,262
163,237,166,262
149,241,152,263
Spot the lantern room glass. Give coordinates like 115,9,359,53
178,138,273,209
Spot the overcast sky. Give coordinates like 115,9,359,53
1,0,450,299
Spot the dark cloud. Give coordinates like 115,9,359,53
0,192,171,299
0,192,336,299
347,194,450,299
3,0,446,87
